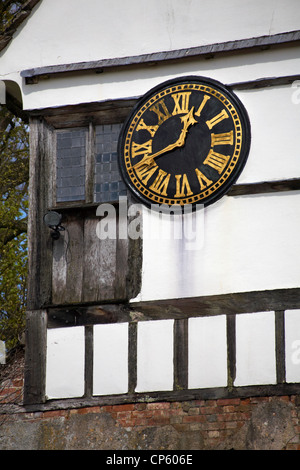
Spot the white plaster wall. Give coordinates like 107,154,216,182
44,311,300,398
234,311,276,386
236,85,300,184
130,83,300,304
2,0,299,69
188,316,227,389
285,310,300,383
8,1,300,399
136,319,174,392
3,46,300,111
93,323,128,396
134,191,300,302
45,326,85,399
0,0,300,109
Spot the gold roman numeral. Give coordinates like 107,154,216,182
195,94,210,117
171,92,192,115
211,131,233,147
203,149,230,174
134,160,158,185
131,139,152,159
149,169,171,196
174,174,193,197
150,99,172,125
206,109,229,129
195,168,213,190
136,119,159,137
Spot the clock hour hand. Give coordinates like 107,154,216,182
134,107,197,167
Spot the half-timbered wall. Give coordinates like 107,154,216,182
0,0,299,410
43,308,300,403
23,74,300,406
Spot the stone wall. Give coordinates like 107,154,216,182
1,351,300,450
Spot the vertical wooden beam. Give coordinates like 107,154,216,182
115,204,129,300
174,318,188,390
84,325,94,397
23,310,47,405
275,310,286,384
27,117,54,310
128,322,137,393
25,118,54,405
64,217,84,304
126,193,143,301
227,314,236,390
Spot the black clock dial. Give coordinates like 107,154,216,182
118,76,251,209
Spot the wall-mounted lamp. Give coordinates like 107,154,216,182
43,211,65,240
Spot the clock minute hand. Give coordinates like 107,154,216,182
133,136,182,169
151,107,197,158
135,107,197,167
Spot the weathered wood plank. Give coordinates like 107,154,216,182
52,214,85,305
84,326,94,398
30,99,137,129
174,319,188,391
48,203,140,306
128,322,137,394
130,288,300,320
126,194,143,300
27,118,54,310
23,310,47,405
227,315,236,389
52,233,67,305
275,310,286,384
115,213,130,300
64,217,84,304
47,303,129,328
82,217,117,302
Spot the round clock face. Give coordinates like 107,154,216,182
118,76,251,209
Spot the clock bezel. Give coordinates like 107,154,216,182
118,75,251,210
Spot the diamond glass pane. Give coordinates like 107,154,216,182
94,124,127,203
56,129,87,202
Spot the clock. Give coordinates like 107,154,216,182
118,76,251,209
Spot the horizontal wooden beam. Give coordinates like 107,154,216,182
227,178,300,196
27,74,300,130
29,98,138,129
21,30,300,84
230,74,300,90
23,382,300,413
47,287,300,327
130,288,300,319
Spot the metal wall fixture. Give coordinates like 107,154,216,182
43,211,65,239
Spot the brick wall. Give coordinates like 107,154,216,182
1,350,300,450
1,396,300,450
0,348,24,406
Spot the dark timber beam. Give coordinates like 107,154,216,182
23,310,47,405
47,288,300,328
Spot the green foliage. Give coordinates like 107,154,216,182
0,106,29,350
0,236,27,350
0,1,28,32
